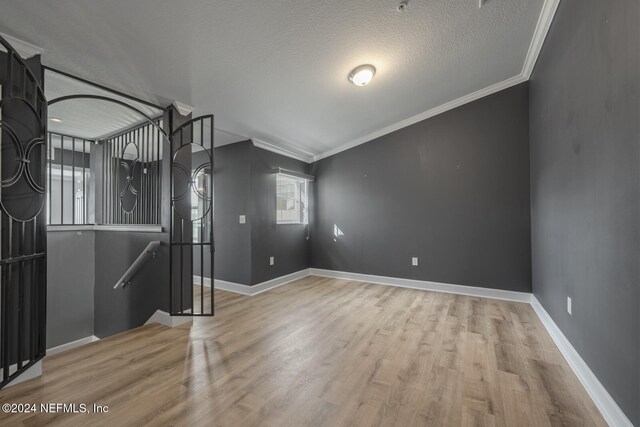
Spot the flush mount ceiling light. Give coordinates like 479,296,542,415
50,117,62,123
348,64,376,87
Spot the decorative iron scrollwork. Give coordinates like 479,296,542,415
171,144,212,222
0,103,46,222
118,141,141,214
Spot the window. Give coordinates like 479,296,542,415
276,173,308,224
191,169,212,243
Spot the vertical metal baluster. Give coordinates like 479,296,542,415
169,123,173,314
0,213,4,371
155,124,160,224
60,136,64,224
140,127,144,224
144,126,148,224
180,218,184,314
3,219,13,380
133,129,137,225
47,133,52,225
141,126,145,224
82,139,86,224
138,127,143,224
72,137,76,225
17,222,25,369
105,141,109,223
113,137,117,224
144,125,149,224
30,219,36,361
107,140,111,224
201,220,204,315
101,141,105,223
210,117,215,315
180,127,183,313
117,136,121,224
200,119,205,314
107,139,110,223
112,138,116,224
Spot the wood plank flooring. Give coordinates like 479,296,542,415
0,276,606,426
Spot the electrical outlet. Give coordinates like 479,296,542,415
269,256,275,266
239,215,246,224
412,257,419,266
567,297,572,315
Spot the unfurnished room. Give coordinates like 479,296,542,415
0,0,637,426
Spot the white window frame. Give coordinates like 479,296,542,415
276,173,308,225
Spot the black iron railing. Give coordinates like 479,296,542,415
46,132,92,225
0,35,48,387
101,118,163,225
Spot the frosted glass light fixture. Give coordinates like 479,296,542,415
348,64,376,86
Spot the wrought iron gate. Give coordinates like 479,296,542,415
169,115,214,316
0,36,48,386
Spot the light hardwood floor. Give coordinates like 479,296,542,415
0,276,605,426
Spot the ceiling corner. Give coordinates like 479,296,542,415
251,138,315,163
521,0,561,78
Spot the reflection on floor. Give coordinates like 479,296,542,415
0,276,605,426
192,284,212,315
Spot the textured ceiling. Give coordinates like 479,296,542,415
0,0,544,159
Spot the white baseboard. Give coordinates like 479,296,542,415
214,279,252,295
530,296,632,427
145,310,193,328
309,268,531,303
193,269,311,296
47,335,100,356
193,276,212,287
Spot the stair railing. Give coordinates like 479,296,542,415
113,240,161,289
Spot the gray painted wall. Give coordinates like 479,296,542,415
194,141,311,285
93,230,169,338
310,83,531,292
47,230,95,348
211,141,252,284
47,229,170,343
250,146,311,285
529,0,639,423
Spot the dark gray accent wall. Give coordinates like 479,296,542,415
194,141,311,285
47,231,95,347
250,146,311,285
310,83,531,292
93,230,169,338
529,0,639,424
211,141,252,284
47,228,170,343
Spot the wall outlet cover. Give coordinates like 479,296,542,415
412,257,419,266
269,256,275,266
567,297,572,315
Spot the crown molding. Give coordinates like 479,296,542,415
310,0,560,162
172,101,194,116
0,32,44,58
313,74,527,162
252,138,314,163
522,0,561,78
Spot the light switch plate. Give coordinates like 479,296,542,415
567,297,572,315
239,215,246,224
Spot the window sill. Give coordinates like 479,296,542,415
47,224,164,233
